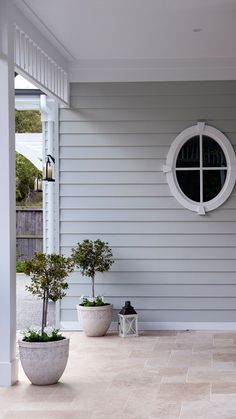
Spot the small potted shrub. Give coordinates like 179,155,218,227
18,252,74,385
72,239,114,337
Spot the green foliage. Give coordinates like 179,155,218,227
16,260,27,273
71,239,114,300
80,296,108,307
15,110,42,205
72,239,114,279
22,327,64,342
23,252,74,302
15,110,42,133
16,152,41,203
22,252,74,335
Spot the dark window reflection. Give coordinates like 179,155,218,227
203,136,226,167
176,170,200,202
203,170,227,202
176,136,200,168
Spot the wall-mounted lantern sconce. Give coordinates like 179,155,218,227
34,176,43,192
43,154,55,182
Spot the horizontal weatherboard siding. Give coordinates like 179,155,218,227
60,222,236,234
60,209,236,222
60,108,236,121
60,132,236,147
59,81,236,328
59,196,236,209
60,120,236,134
60,246,236,260
60,309,236,323
60,234,236,247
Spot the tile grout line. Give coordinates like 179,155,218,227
179,401,183,419
186,367,189,384
210,382,213,401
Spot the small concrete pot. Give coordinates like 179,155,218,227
18,338,69,385
77,304,113,337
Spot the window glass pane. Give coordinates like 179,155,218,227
176,170,200,202
176,136,200,168
203,136,226,167
203,170,227,202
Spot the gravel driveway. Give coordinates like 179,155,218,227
17,274,55,331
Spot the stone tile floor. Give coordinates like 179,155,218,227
1,330,236,418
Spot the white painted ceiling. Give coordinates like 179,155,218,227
20,0,236,60
16,0,236,81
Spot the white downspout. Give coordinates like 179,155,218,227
40,95,61,328
40,95,55,254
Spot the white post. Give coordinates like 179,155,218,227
40,96,60,328
40,95,57,254
0,0,18,386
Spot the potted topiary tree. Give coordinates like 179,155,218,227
72,239,114,337
18,252,74,385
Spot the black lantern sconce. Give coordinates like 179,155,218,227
43,154,55,182
34,176,43,192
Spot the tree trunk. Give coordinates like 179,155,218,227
41,291,46,335
41,290,49,334
91,276,95,299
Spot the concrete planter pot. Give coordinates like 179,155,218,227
77,304,113,337
18,338,69,385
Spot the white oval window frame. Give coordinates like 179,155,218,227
163,122,236,215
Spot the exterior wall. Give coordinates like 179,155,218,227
59,81,236,329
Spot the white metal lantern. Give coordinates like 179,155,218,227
118,301,138,337
34,176,43,192
43,154,55,182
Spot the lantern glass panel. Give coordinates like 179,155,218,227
125,317,137,335
118,314,138,337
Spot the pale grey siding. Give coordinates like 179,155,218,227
59,81,236,328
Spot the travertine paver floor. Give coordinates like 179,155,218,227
1,331,236,418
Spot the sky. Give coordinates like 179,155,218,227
15,74,37,89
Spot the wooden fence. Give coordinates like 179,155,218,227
16,207,43,260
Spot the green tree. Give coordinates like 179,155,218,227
72,239,114,300
15,110,42,204
15,110,42,133
22,252,74,334
16,152,41,203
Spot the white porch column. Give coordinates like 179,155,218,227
0,0,18,386
40,95,58,255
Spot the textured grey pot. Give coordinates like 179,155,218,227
18,338,69,385
77,304,113,337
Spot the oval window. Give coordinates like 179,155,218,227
163,123,236,214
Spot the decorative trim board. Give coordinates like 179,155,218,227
14,24,69,104
61,321,236,332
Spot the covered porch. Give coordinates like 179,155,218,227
2,3,236,417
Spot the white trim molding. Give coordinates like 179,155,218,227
0,0,18,386
14,25,69,104
15,94,40,110
164,123,236,214
15,133,42,170
69,57,236,83
61,321,236,332
0,360,18,387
